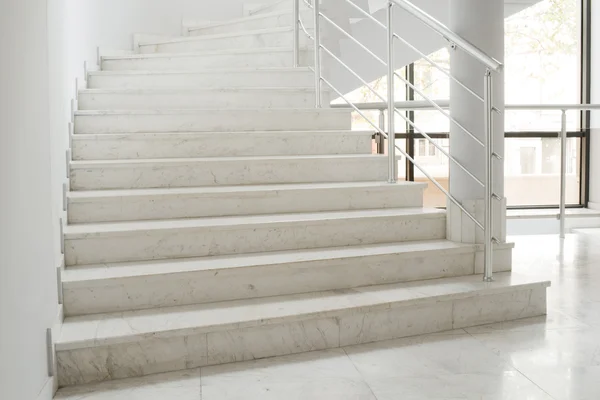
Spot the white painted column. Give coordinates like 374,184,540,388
447,0,507,248
590,1,600,210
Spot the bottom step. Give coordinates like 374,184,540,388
55,273,549,386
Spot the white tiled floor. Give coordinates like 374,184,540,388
54,230,600,400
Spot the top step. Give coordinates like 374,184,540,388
186,9,313,36
101,47,312,71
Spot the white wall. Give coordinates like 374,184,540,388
590,0,600,207
0,1,59,400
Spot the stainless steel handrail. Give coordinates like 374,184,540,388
295,0,500,281
332,100,600,239
389,0,502,72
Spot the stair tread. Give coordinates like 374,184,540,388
79,87,320,94
88,67,313,75
186,10,291,32
70,154,387,168
74,108,349,116
61,240,475,284
56,272,550,351
67,181,425,200
139,26,293,47
101,46,307,60
71,130,372,140
63,207,445,237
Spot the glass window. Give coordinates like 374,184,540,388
505,0,581,131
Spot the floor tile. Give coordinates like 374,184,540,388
54,369,201,400
200,348,376,400
362,372,555,400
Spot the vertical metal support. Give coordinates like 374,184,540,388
559,109,567,239
386,2,396,183
377,110,385,154
46,328,54,377
313,0,322,107
293,0,300,67
483,70,494,282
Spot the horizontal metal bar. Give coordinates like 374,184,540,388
319,11,387,66
393,71,483,147
390,0,502,72
298,16,314,41
506,104,600,111
392,34,485,103
341,0,386,29
386,131,585,139
331,100,449,110
392,107,484,187
320,43,386,103
331,100,600,113
320,75,389,139
392,142,484,230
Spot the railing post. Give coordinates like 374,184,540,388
313,0,322,107
559,109,567,239
378,109,385,154
387,1,396,183
293,0,300,67
483,70,494,282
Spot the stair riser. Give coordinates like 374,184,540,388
77,90,328,110
64,214,446,265
189,12,312,36
63,250,474,316
87,70,315,89
101,51,312,71
56,285,547,386
74,110,349,134
70,156,389,190
139,31,305,54
68,184,422,223
71,132,371,161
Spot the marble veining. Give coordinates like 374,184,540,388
71,130,367,161
63,209,446,265
73,108,349,134
67,181,424,223
87,68,316,89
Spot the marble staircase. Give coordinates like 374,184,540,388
56,1,549,389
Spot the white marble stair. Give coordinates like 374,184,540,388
186,9,312,36
77,87,327,110
87,68,315,89
71,130,371,160
55,272,550,386
67,181,425,223
138,27,305,54
74,109,348,134
69,154,394,190
61,240,478,316
63,208,446,266
101,47,312,71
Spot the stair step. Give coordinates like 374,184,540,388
71,130,372,161
77,87,328,110
249,0,293,16
87,67,315,89
55,272,550,386
63,208,446,266
62,240,477,316
101,47,312,70
139,27,306,54
69,154,392,190
73,108,350,134
67,181,425,223
186,9,313,36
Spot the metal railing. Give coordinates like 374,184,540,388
330,101,599,239
293,0,503,281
